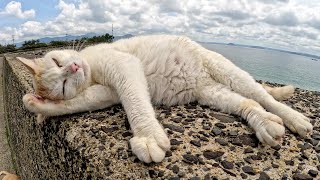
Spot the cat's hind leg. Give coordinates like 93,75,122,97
196,82,285,147
201,50,312,137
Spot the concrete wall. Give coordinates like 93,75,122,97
3,55,320,179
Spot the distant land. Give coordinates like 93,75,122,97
202,42,320,61
14,33,319,61
14,33,134,47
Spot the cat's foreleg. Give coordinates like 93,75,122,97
23,84,119,123
196,82,285,147
202,51,312,137
106,52,170,163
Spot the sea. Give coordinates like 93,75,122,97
201,43,320,92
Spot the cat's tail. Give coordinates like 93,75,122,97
262,84,294,101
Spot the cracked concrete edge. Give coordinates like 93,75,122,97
0,56,15,173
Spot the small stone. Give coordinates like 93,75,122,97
165,151,172,157
104,159,111,166
215,123,226,129
170,139,183,145
101,126,119,133
172,165,179,174
158,171,164,177
216,138,228,146
292,173,313,180
242,166,256,175
308,169,318,177
244,148,254,153
221,160,234,169
98,146,105,150
311,134,320,140
203,150,224,160
182,154,199,164
259,172,270,180
122,131,132,137
190,140,201,147
229,131,238,137
82,123,89,128
178,171,185,177
272,163,279,168
231,138,243,147
298,143,313,150
168,176,180,180
204,173,211,180
211,127,222,136
272,144,281,151
163,124,185,133
285,160,294,166
148,170,156,178
190,177,200,180
240,173,248,179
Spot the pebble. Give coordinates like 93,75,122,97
240,173,248,179
285,160,294,166
215,123,226,129
190,140,201,147
231,138,243,147
308,169,318,177
242,166,256,175
172,165,179,174
311,134,320,140
259,172,270,180
203,150,224,160
292,173,313,180
182,154,199,164
244,148,254,153
221,160,234,169
211,127,222,136
163,124,185,133
216,138,228,146
171,139,183,145
229,131,238,137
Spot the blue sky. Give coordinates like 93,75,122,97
0,0,319,56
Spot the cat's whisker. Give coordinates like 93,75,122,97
79,40,86,51
75,40,81,51
72,40,75,50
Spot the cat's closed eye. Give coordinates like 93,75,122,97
52,58,62,67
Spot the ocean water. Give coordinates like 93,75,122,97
202,43,320,91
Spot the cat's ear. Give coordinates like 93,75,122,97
17,57,40,75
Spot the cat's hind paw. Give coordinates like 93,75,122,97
130,133,170,163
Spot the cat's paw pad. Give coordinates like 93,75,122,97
130,133,170,163
284,111,312,137
256,119,285,147
23,94,44,112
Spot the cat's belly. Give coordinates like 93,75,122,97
144,57,208,106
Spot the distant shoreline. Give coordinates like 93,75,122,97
200,41,320,60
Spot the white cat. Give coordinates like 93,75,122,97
17,35,312,163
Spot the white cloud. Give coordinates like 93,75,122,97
0,0,320,55
0,1,35,19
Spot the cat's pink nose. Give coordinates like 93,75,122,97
70,63,79,73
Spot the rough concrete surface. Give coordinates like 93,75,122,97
0,57,14,173
2,51,320,180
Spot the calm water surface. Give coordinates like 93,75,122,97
202,43,320,91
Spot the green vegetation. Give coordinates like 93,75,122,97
0,33,114,54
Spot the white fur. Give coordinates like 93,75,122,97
19,35,313,163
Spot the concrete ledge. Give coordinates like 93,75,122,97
3,54,320,179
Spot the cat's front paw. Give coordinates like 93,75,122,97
252,111,285,147
282,110,313,137
23,93,44,113
130,129,170,163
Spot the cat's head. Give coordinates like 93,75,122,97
17,49,91,100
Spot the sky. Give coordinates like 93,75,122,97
0,0,319,55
